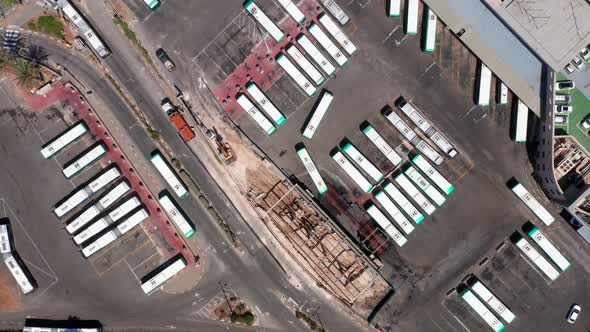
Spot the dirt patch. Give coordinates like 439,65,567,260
0,268,23,311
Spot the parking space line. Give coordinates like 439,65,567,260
124,257,141,283
212,40,239,67
129,250,159,270
203,50,229,76
191,11,246,63
382,26,399,44
441,300,471,332
91,238,151,277
223,31,252,60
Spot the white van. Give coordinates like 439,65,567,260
555,94,572,104
555,115,568,124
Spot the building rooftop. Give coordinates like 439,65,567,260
424,0,545,115
484,0,590,72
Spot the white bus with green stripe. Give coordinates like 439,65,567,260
236,93,277,135
246,82,286,126
302,90,333,139
422,8,437,52
286,44,325,85
467,276,516,324
513,99,528,142
411,155,454,194
366,203,407,247
296,146,328,194
514,234,559,281
342,141,383,182
244,0,285,42
394,173,435,215
159,193,195,238
318,13,357,56
296,34,336,76
477,62,492,106
41,121,88,159
331,150,373,192
404,166,446,206
361,123,402,166
510,181,554,226
387,0,400,17
276,53,317,96
150,152,189,199
374,190,414,235
527,226,570,271
276,0,305,23
405,0,418,34
459,289,505,332
308,23,347,67
142,0,160,9
383,182,424,223
62,143,107,179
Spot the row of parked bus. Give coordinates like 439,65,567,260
0,220,37,294
238,0,357,135
387,0,437,53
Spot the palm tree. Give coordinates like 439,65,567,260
0,49,14,71
13,58,40,89
24,44,48,67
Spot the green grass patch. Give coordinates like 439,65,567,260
557,72,590,153
30,16,65,40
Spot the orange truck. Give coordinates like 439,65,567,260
169,113,195,142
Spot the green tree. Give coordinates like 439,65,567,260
24,44,48,67
14,58,40,88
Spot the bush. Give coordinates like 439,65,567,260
230,311,255,326
29,16,65,40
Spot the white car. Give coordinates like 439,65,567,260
556,80,575,90
580,48,590,62
161,98,175,114
567,304,581,323
572,55,585,70
556,105,573,113
565,63,576,73
583,116,590,129
555,115,568,124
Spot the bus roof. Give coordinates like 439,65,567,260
243,0,255,8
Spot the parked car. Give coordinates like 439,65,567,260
580,48,590,62
567,304,581,324
565,63,576,74
572,55,585,70
156,48,176,71
556,80,575,90
555,94,572,104
556,105,573,114
555,115,568,124
582,116,590,129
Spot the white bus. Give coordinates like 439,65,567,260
383,107,417,142
296,34,336,76
82,230,117,258
142,0,160,9
405,166,446,206
4,254,36,294
411,154,454,194
387,0,400,17
296,146,328,194
159,193,195,238
150,152,189,199
141,255,187,294
477,62,492,106
374,190,414,235
396,98,432,133
276,53,317,96
416,140,444,165
383,182,424,223
60,0,111,58
0,224,12,254
460,289,505,332
366,203,407,247
318,13,357,56
66,181,130,234
394,173,436,215
468,277,516,324
320,0,349,25
116,208,149,235
510,181,554,226
73,197,141,245
527,226,570,272
62,143,107,178
422,8,437,52
513,99,528,142
54,167,120,218
286,44,325,85
276,0,305,23
331,151,373,193
342,142,383,182
302,90,334,139
308,23,348,67
236,93,277,135
40,122,88,159
497,81,508,104
514,235,559,281
429,131,458,158
246,83,286,126
361,123,402,167
405,0,419,34
244,0,285,42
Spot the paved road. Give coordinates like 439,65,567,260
11,16,365,332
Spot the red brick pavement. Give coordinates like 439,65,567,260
213,0,323,121
25,82,194,264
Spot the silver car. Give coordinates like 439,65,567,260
567,304,581,324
